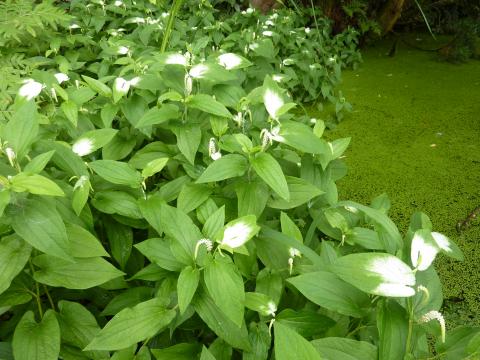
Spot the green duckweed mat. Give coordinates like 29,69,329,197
318,36,480,327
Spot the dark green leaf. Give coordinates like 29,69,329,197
0,235,31,295
177,266,200,314
250,152,289,201
197,154,248,183
274,322,321,360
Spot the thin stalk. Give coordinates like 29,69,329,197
405,298,414,355
414,0,436,40
29,261,43,318
309,0,320,34
160,0,185,53
43,285,55,311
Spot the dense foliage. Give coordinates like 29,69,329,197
0,1,478,359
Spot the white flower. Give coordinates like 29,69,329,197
114,0,123,6
194,238,213,259
263,88,284,119
262,31,273,37
264,20,274,26
289,247,301,258
419,311,445,343
69,24,80,29
54,73,69,84
221,221,254,248
4,147,16,167
117,46,129,55
272,74,285,82
282,58,294,66
72,138,94,156
128,76,141,87
218,53,242,70
211,152,222,160
18,79,44,100
73,175,90,190
114,77,130,94
165,53,187,66
305,27,311,34
246,7,254,14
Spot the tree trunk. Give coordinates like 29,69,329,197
377,0,406,34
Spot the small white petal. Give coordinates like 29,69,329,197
114,77,130,94
117,46,129,55
72,138,94,156
222,222,253,248
18,79,43,100
218,53,242,70
54,73,69,84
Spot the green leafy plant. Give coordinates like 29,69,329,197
0,1,477,359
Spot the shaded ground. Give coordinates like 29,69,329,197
320,36,480,327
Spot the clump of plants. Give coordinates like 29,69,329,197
0,1,478,359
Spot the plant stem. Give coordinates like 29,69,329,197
43,285,55,311
29,261,43,318
405,298,414,355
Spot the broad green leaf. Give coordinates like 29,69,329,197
339,201,402,254
57,301,108,360
243,322,270,360
151,343,200,360
135,104,180,128
92,191,143,219
430,232,463,261
436,326,480,360
105,221,133,269
220,215,260,249
202,205,225,240
200,346,216,360
276,309,335,338
177,183,212,214
102,131,136,161
33,255,124,289
24,150,55,173
268,176,322,209
235,181,269,218
12,310,60,360
101,287,153,316
196,154,248,183
0,235,31,295
251,152,289,201
177,266,200,314
45,141,88,177
204,256,245,326
11,198,72,261
262,76,285,120
0,190,9,217
311,337,377,360
72,175,90,216
85,298,176,351
345,227,383,250
189,63,236,82
273,121,328,154
280,212,302,243
377,300,408,360
101,103,119,128
82,75,112,97
4,100,38,159
142,158,169,179
89,160,143,187
65,223,109,258
410,229,440,271
274,322,321,360
332,253,416,297
61,100,78,126
159,203,203,260
72,129,118,157
135,238,184,271
174,125,202,165
244,292,276,316
287,271,369,317
217,53,252,70
10,173,65,196
193,289,251,351
188,94,232,118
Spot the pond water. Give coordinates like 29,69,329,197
324,36,480,327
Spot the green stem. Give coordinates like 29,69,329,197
43,285,55,311
405,298,414,355
29,261,43,318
